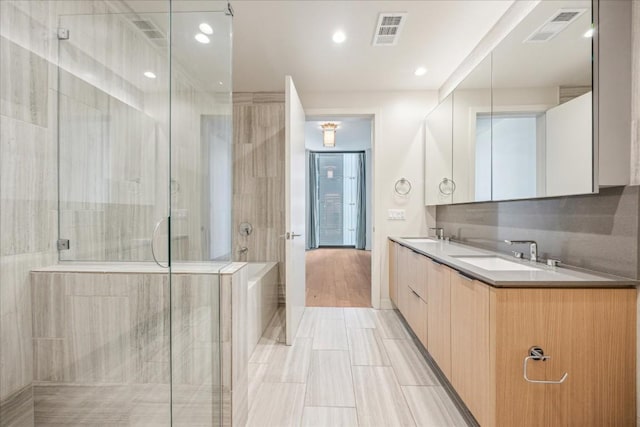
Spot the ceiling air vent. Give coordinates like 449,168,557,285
130,18,167,42
372,12,407,46
524,8,587,43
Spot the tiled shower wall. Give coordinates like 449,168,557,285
232,92,286,303
1,2,64,424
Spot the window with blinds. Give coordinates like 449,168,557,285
317,153,359,247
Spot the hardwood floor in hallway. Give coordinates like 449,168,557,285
305,249,372,307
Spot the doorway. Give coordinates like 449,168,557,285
304,117,373,307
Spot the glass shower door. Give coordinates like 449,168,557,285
54,2,232,425
168,7,232,426
55,6,174,426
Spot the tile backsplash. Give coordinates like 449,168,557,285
436,186,640,280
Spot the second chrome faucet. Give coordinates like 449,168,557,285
505,240,538,262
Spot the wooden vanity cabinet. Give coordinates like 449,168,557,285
450,273,491,426
491,288,636,427
426,259,452,379
388,239,636,427
392,242,428,347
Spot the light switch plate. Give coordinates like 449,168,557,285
387,209,406,220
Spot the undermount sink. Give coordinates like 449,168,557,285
452,256,541,272
403,238,439,243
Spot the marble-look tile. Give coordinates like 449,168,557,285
0,35,49,127
344,308,377,329
312,318,348,351
352,366,415,427
402,386,467,427
248,363,269,410
301,406,358,427
312,307,345,319
252,92,285,104
373,310,411,339
232,97,286,300
263,338,312,383
383,339,439,386
1,252,55,400
305,350,356,407
347,328,390,366
296,308,318,338
246,382,305,427
249,311,285,364
0,384,34,427
0,115,57,257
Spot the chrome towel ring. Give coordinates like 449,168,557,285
394,178,412,196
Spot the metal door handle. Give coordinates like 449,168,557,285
523,347,568,384
151,217,169,268
280,232,303,240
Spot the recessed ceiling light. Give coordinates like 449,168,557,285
583,27,595,38
332,31,346,44
144,71,157,79
218,81,223,86
199,23,213,35
195,33,210,44
414,67,427,76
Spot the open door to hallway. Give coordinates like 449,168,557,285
304,117,373,308
284,76,307,345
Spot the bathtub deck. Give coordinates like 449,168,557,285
306,249,371,307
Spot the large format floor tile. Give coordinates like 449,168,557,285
247,382,306,427
352,366,415,427
383,339,440,386
263,338,312,383
247,307,467,427
301,406,359,426
344,307,377,329
374,309,411,339
347,328,390,366
312,318,348,350
305,350,356,407
402,386,467,426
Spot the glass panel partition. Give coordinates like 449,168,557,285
54,2,232,425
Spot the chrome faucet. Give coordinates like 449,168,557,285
505,240,538,262
429,227,445,240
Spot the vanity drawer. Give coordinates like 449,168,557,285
406,285,428,347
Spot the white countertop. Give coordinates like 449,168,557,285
390,237,637,288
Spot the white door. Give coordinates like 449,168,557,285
285,76,307,345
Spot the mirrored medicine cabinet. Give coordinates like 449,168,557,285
425,0,594,205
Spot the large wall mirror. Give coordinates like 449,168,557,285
425,0,594,205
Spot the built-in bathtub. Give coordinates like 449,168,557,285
246,262,279,354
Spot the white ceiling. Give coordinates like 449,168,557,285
231,1,514,93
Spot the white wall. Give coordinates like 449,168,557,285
300,91,438,309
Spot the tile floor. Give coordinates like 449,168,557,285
247,307,468,427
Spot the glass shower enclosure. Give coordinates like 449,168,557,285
51,1,232,425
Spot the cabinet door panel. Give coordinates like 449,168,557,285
408,250,428,301
494,288,636,427
427,260,452,379
396,246,410,316
406,287,428,346
450,273,490,426
389,241,398,307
